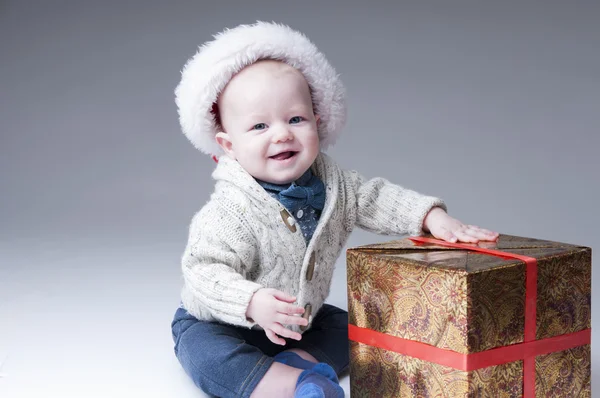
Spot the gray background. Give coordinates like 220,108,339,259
1,1,598,397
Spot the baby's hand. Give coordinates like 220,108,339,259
423,207,499,243
246,288,308,345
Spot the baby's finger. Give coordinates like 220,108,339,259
277,302,305,315
276,313,309,327
483,230,499,239
468,225,498,237
436,227,458,243
272,290,296,303
453,229,479,243
271,323,302,341
476,232,499,241
465,226,498,241
265,328,286,346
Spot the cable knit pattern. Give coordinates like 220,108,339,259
180,152,447,333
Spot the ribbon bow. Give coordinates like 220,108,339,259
278,176,325,213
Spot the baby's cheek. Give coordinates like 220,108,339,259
306,133,320,154
249,143,269,165
249,145,266,164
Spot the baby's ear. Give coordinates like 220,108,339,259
315,114,321,127
215,132,236,159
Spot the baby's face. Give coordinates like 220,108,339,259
215,60,320,185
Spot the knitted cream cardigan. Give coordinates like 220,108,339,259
180,152,446,333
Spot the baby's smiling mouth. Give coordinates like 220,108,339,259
270,151,298,160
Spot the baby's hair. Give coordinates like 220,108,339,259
211,102,222,132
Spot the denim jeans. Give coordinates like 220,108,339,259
171,303,349,398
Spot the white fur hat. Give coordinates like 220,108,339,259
175,21,347,156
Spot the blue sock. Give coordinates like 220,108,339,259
273,352,339,383
294,365,345,398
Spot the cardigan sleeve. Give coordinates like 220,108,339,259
180,201,263,328
342,169,447,236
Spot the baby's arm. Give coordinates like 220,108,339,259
343,168,498,242
180,203,263,328
343,169,446,236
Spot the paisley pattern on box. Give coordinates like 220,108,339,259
468,264,526,352
350,341,523,397
536,250,591,340
347,234,592,396
535,344,591,397
347,251,470,354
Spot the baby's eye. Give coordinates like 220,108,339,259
289,116,304,124
252,123,267,130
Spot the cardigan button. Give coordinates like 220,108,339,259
300,303,312,331
279,208,297,233
306,252,315,281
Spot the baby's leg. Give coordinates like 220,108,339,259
285,348,318,362
171,307,305,398
250,349,319,396
252,361,343,398
250,362,303,397
286,304,350,376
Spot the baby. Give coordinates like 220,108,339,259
170,22,498,398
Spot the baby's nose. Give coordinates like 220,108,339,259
272,126,294,142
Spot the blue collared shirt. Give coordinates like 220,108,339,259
255,169,323,243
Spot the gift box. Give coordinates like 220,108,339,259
347,234,591,397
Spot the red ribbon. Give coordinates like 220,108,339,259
348,325,590,371
348,236,591,397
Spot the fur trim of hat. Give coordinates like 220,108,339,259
175,21,347,155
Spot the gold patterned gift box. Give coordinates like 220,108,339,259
346,234,591,397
